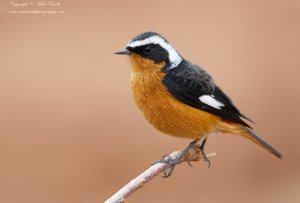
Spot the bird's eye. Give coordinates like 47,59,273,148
143,46,153,55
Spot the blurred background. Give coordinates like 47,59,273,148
0,0,300,202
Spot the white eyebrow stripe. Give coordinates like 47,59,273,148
127,35,182,69
199,95,225,109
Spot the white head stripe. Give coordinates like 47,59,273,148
199,95,225,109
127,35,182,69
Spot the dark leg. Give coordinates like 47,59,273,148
199,136,211,168
151,138,200,178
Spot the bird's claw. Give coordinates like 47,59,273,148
199,137,211,168
187,160,193,167
199,149,211,168
151,154,178,178
150,153,169,166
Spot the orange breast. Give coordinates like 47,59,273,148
129,54,221,139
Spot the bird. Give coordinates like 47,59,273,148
115,31,282,177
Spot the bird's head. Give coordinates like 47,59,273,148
115,32,182,72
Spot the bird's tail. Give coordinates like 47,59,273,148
240,127,282,159
219,123,283,159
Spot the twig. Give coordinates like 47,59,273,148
105,144,216,203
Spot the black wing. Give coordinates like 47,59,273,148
162,60,252,128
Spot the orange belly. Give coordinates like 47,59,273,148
130,70,220,139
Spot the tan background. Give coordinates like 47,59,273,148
1,0,300,202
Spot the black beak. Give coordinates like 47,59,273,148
114,49,131,55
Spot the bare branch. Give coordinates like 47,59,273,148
105,144,216,203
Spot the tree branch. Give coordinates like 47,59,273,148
105,144,216,203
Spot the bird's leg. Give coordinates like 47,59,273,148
151,138,200,178
199,136,211,168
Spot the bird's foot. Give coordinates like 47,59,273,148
151,138,201,177
151,153,180,178
199,137,211,168
199,149,211,168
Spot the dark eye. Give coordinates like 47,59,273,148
143,46,153,55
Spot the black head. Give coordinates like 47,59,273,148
115,32,182,69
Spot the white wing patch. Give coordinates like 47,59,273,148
127,35,182,69
199,95,225,109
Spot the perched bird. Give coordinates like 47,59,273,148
115,32,282,177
